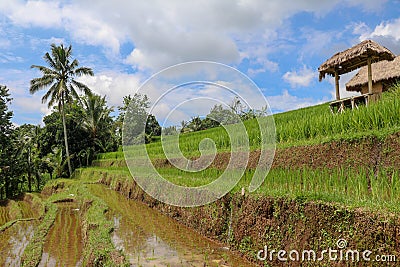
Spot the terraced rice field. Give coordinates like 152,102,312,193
89,184,253,267
38,202,83,267
0,204,10,226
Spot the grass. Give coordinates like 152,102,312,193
106,83,400,161
81,165,400,213
92,83,400,212
79,183,128,266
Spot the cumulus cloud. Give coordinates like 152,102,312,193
355,18,400,55
0,1,63,28
0,0,392,125
0,0,387,72
77,72,143,108
266,90,326,113
13,96,52,116
283,66,316,88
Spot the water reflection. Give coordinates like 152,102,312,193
90,184,253,267
0,221,36,267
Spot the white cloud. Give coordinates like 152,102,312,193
283,66,316,88
371,18,400,41
77,72,143,108
266,89,326,113
0,0,390,72
355,18,400,55
1,1,63,28
13,96,52,116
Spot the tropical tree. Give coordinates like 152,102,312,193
145,114,161,137
29,44,93,177
16,124,43,192
0,85,16,198
81,92,115,154
117,93,150,145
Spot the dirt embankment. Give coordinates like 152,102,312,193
96,172,400,267
94,133,400,171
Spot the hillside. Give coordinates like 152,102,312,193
2,84,400,267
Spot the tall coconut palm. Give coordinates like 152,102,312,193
30,44,93,177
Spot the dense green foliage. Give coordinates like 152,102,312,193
0,85,21,199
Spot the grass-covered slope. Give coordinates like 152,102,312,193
94,83,400,212
99,83,400,161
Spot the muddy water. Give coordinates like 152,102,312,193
38,202,83,267
89,184,254,267
0,220,37,266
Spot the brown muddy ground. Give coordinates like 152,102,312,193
160,134,400,170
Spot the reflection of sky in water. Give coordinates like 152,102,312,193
112,223,204,267
94,184,252,267
4,222,35,267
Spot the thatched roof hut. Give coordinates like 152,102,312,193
346,55,400,92
319,40,395,81
318,40,396,100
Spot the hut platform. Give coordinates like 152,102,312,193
329,93,377,113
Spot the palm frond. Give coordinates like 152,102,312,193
73,66,94,77
71,79,92,96
43,83,59,107
30,75,56,94
68,84,82,106
43,52,58,71
31,65,59,75
31,43,94,111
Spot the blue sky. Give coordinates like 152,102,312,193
0,0,399,126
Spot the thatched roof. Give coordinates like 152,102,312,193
346,55,400,92
318,40,396,81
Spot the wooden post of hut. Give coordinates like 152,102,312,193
334,71,340,100
367,57,373,104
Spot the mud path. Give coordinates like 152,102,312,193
38,202,83,267
89,184,254,267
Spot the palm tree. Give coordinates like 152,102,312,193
30,44,93,177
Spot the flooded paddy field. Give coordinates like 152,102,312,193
89,184,254,267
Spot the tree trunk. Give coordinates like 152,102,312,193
61,103,73,177
35,171,41,191
27,171,32,192
27,150,32,192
